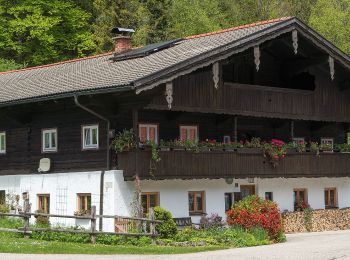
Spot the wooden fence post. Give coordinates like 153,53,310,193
23,192,31,239
90,206,96,244
149,208,156,244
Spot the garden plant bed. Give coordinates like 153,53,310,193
0,198,286,254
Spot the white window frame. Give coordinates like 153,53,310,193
292,137,305,144
0,132,5,154
139,123,158,144
42,128,58,153
321,138,333,150
179,125,198,141
82,125,99,150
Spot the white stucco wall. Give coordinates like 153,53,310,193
0,170,132,232
141,177,350,222
1,171,349,230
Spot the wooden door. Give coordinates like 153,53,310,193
240,185,256,199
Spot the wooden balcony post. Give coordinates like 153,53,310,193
234,116,238,142
291,120,294,141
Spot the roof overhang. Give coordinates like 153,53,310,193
133,17,350,94
0,84,132,108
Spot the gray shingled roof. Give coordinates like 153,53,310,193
0,17,348,106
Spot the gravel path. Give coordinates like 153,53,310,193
2,230,350,260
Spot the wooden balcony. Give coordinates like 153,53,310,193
118,149,350,180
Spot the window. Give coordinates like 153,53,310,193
321,138,333,151
188,191,205,215
325,188,337,209
0,132,5,154
77,193,91,212
265,192,273,201
240,185,255,199
0,190,5,205
294,189,308,211
292,137,305,145
37,194,50,213
82,125,99,149
180,125,198,141
139,124,158,144
141,192,159,216
223,136,231,144
42,129,57,152
224,193,233,212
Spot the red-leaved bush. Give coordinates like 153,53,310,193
226,195,282,239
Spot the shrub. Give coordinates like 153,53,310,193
112,129,136,153
199,213,224,229
34,210,50,227
153,206,177,238
0,204,9,214
226,195,282,239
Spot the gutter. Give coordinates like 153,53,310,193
74,95,110,231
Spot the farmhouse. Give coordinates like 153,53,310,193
1,17,350,231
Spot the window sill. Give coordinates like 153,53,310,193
189,212,206,216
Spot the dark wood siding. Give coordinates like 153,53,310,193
120,150,350,180
146,68,350,122
0,102,109,175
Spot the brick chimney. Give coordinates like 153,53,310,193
111,27,135,54
114,36,132,54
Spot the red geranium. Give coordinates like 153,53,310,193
226,195,282,239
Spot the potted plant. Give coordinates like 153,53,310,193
238,137,262,154
159,140,171,151
183,140,199,152
198,139,215,152
335,143,350,153
309,142,320,155
112,129,136,152
172,139,186,151
74,209,91,216
223,141,243,152
263,139,287,167
319,143,333,153
286,140,306,154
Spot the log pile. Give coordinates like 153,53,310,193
282,208,350,233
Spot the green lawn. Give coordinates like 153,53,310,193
0,236,228,255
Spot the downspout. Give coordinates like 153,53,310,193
74,95,110,231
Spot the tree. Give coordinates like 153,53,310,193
93,0,141,52
309,0,350,54
0,0,96,66
0,58,24,72
167,0,222,38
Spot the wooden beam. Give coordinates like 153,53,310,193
132,108,139,141
234,116,238,143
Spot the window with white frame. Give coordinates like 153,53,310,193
82,125,99,149
321,138,333,151
292,137,305,144
0,132,5,154
42,129,57,152
180,125,198,141
139,123,158,144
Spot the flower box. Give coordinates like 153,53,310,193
237,148,262,154
286,148,299,154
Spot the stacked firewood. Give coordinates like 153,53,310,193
282,208,350,233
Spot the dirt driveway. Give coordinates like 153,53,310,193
1,230,350,260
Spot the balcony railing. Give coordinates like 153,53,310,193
118,148,350,180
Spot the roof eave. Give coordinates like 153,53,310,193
133,17,350,94
0,84,133,108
